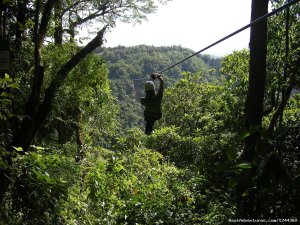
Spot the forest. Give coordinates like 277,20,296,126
0,0,299,224
98,45,221,129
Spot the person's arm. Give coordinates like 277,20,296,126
156,74,164,99
141,97,146,106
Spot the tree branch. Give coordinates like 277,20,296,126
54,0,63,44
38,26,108,124
71,2,109,27
25,0,55,117
37,0,55,48
62,0,85,15
267,85,293,132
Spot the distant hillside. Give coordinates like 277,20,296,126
96,45,221,129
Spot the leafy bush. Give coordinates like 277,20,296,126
0,148,76,225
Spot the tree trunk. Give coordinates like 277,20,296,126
75,107,84,163
268,85,293,132
243,0,269,162
278,2,290,128
74,107,85,193
54,0,63,45
237,0,269,217
0,2,6,38
15,0,28,51
55,118,73,144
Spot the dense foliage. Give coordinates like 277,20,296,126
98,45,221,129
0,0,299,224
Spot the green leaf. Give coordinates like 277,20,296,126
0,98,12,104
235,162,252,169
13,146,23,152
30,145,46,151
0,92,9,97
240,130,251,139
226,148,237,160
8,83,19,89
242,191,249,197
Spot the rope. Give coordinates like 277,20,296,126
159,0,299,73
132,77,149,81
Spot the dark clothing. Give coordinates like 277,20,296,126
141,79,164,135
140,96,162,118
145,117,155,135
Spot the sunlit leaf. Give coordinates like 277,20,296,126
235,162,252,169
13,146,23,152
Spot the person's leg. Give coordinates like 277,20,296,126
145,118,155,135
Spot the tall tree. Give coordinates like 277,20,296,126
267,0,300,132
0,0,170,204
243,0,269,162
238,0,269,216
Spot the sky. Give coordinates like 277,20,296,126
103,0,253,57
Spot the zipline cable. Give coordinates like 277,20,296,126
159,0,299,74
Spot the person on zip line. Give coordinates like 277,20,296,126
141,73,164,135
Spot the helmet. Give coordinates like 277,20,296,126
144,81,155,91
